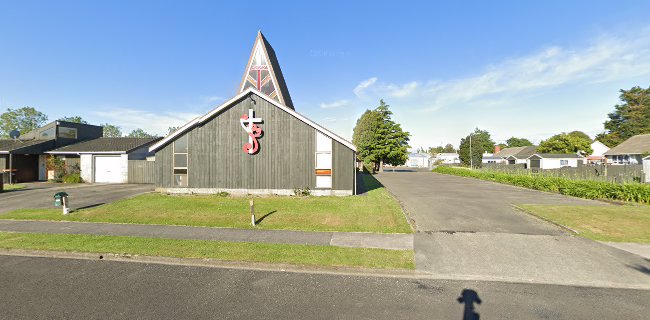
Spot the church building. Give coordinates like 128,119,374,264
148,32,357,196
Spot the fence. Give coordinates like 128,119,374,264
479,164,645,184
128,160,155,184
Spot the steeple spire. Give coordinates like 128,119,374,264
239,32,294,109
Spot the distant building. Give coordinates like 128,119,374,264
527,153,585,169
407,153,431,168
587,140,609,164
495,146,537,166
643,155,650,183
604,134,650,165
434,153,460,164
481,152,503,164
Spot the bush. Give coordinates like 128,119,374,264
63,173,83,184
293,187,311,197
433,166,650,204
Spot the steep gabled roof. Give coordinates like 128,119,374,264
149,87,356,153
47,137,161,154
239,31,294,109
604,134,650,155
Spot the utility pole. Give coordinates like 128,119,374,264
469,133,473,169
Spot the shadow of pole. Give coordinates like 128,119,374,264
254,210,277,225
457,289,481,320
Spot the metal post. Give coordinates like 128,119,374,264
250,199,255,226
469,134,473,169
62,196,69,215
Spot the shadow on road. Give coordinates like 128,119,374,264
457,289,481,320
628,258,650,276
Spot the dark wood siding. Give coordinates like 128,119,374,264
155,93,354,191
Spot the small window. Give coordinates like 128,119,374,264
316,175,332,188
560,160,569,166
173,135,189,187
58,127,77,139
40,127,55,138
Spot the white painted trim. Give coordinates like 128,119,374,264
149,87,357,152
46,151,127,155
157,187,353,197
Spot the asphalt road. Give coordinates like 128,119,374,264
0,255,648,320
0,183,154,213
375,171,650,288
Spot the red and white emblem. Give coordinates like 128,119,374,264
240,109,263,154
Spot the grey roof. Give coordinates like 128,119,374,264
409,153,429,158
48,137,161,153
604,134,650,155
259,32,294,110
0,139,54,153
495,146,537,159
529,153,584,159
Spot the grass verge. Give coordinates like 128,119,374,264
0,232,415,269
1,174,411,234
433,166,650,204
1,184,25,192
519,204,650,243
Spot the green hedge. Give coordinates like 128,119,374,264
432,166,650,204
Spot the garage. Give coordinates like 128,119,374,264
94,156,124,183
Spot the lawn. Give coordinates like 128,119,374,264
518,204,650,243
1,184,25,192
0,232,414,269
0,174,412,234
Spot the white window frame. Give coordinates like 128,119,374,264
315,131,333,189
173,135,189,187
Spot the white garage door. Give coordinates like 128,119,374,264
94,156,123,183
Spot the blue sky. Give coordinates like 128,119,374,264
2,1,650,150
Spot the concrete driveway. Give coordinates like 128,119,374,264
376,171,650,289
0,183,154,213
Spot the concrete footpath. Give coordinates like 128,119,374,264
0,220,413,251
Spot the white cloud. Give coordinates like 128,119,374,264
353,77,377,97
320,99,349,109
94,108,200,136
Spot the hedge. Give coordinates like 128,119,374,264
432,166,650,204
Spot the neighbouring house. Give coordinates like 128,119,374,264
433,153,460,164
0,121,103,183
527,153,585,169
604,134,650,165
481,152,503,164
587,140,610,164
407,153,430,168
643,156,650,183
147,32,357,196
46,137,160,183
496,146,537,166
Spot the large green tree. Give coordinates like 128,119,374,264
101,123,122,137
0,107,48,138
353,100,410,171
458,128,495,167
596,86,650,147
537,132,592,154
428,143,455,155
506,137,533,147
126,128,155,138
59,116,88,124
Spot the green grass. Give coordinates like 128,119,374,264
0,232,414,269
519,204,650,243
0,174,412,234
433,166,650,204
1,184,25,191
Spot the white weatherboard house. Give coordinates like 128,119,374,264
408,153,430,168
604,134,650,165
644,155,650,183
587,140,609,164
434,153,460,164
527,154,585,169
47,138,159,183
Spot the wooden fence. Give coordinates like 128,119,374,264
128,160,155,184
480,164,645,184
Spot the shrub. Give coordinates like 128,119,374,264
433,166,650,204
215,191,229,197
293,187,311,197
63,173,83,184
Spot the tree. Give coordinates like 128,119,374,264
126,128,155,138
353,100,410,171
458,128,495,167
567,131,591,141
506,137,533,148
101,123,122,137
167,126,180,135
59,116,88,124
537,132,592,154
428,143,455,155
0,107,48,138
596,86,650,147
